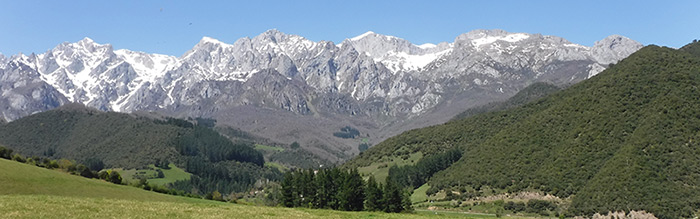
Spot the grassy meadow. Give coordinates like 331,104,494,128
116,163,192,186
1,158,523,218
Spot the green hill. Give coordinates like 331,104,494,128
0,157,190,201
0,104,278,195
0,158,472,219
345,43,700,218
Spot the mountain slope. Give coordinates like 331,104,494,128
452,82,561,120
345,43,700,218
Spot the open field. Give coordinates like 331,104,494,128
1,158,548,218
411,183,431,204
255,144,285,152
1,195,475,219
115,163,192,186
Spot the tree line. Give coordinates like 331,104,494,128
280,167,412,213
0,145,122,184
174,125,264,166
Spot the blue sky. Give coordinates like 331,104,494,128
1,0,698,56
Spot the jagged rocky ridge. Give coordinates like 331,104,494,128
0,29,642,162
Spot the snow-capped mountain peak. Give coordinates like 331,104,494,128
199,36,231,47
350,31,376,41
0,29,641,122
113,49,178,80
344,31,453,73
417,43,437,49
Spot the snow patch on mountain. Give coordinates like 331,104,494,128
346,31,453,73
378,49,453,72
472,33,530,47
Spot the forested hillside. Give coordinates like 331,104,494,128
0,104,280,195
345,42,700,218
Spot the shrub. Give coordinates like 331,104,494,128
77,164,96,178
57,159,75,170
107,170,122,184
48,160,59,169
0,146,13,159
98,170,109,180
84,158,105,171
12,154,26,163
290,142,300,149
504,201,526,212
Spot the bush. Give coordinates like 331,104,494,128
290,142,300,149
526,199,556,215
77,164,96,178
57,159,75,170
358,143,370,152
0,146,13,159
210,191,224,202
108,170,123,184
98,170,110,180
48,160,59,169
84,158,105,171
504,201,526,212
12,154,26,163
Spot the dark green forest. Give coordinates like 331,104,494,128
346,42,700,218
280,167,411,213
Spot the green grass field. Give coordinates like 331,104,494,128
0,159,192,202
147,164,192,186
411,183,431,204
265,161,289,172
0,158,551,218
255,144,285,152
0,158,484,218
115,163,192,186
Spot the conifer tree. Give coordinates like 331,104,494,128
364,175,383,211
281,172,296,207
343,169,365,211
381,179,404,213
301,169,316,207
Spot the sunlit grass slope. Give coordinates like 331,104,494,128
0,159,477,218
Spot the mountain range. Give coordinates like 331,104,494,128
345,42,700,218
0,29,642,162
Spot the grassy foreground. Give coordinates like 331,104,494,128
1,195,462,219
0,159,479,218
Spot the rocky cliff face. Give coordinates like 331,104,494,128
0,29,642,162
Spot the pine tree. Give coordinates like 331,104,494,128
382,179,404,213
336,169,351,210
402,188,414,212
346,169,365,211
301,169,316,207
328,168,342,209
364,175,383,211
281,172,295,207
313,169,329,208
